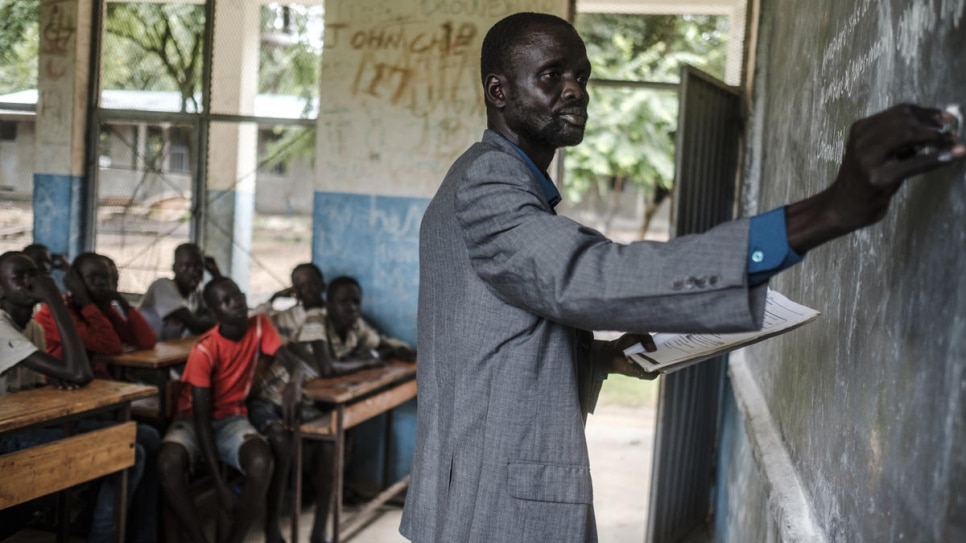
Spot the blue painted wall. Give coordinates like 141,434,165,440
311,191,429,486
311,192,427,346
33,173,84,258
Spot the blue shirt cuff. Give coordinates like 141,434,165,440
747,207,805,286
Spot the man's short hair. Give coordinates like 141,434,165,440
174,243,202,261
202,275,235,307
0,251,24,267
326,276,361,300
69,252,102,275
480,12,576,84
292,262,324,285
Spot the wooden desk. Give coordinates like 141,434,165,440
0,380,156,543
98,336,198,423
293,361,417,543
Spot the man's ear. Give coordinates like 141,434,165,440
484,74,507,108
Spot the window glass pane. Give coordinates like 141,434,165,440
94,119,195,294
0,0,39,253
208,2,322,119
100,1,207,113
207,119,312,305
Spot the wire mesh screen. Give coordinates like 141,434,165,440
92,1,321,301
0,0,40,254
94,119,196,294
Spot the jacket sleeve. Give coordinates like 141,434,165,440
454,149,767,334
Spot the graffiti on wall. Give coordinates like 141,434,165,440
317,0,568,196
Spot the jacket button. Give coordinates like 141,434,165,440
694,276,707,288
672,278,684,290
684,277,696,289
709,275,719,286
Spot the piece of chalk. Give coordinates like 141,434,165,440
944,104,962,136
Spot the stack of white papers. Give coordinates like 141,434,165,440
623,290,820,375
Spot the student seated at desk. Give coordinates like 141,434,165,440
33,252,157,379
250,274,415,543
254,262,325,340
158,276,296,543
22,243,69,278
139,243,219,341
0,251,154,543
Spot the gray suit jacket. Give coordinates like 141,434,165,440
401,130,767,542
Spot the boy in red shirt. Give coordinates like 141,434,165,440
158,276,295,543
34,252,156,377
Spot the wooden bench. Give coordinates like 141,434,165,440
0,422,136,508
0,380,156,543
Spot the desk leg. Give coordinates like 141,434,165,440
333,405,345,543
56,421,79,543
157,368,168,426
382,411,394,489
112,405,131,543
291,429,303,543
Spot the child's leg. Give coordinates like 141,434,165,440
310,440,336,543
213,416,273,543
158,421,208,543
87,439,144,543
249,400,291,543
226,436,274,543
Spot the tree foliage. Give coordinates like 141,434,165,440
0,0,39,95
257,4,325,170
102,3,206,112
259,4,323,101
566,14,729,208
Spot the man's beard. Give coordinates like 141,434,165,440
537,114,585,148
510,99,586,148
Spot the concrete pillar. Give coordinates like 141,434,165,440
33,0,92,259
205,0,260,291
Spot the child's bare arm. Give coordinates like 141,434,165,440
167,306,216,335
376,340,416,362
306,339,383,378
21,275,93,385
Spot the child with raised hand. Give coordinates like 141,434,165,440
139,243,219,340
22,243,69,277
158,276,298,543
250,273,414,543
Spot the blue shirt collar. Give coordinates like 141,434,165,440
493,132,562,209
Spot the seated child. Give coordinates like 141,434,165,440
250,273,415,543
22,243,69,277
33,252,157,378
139,243,219,340
0,251,153,543
29,252,160,542
158,276,294,543
254,263,325,342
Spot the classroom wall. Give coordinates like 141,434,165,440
312,0,570,487
717,1,966,541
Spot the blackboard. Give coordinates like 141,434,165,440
743,0,966,540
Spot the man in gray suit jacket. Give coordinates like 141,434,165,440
400,12,964,543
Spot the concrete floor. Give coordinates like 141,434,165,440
293,403,656,543
6,404,655,543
